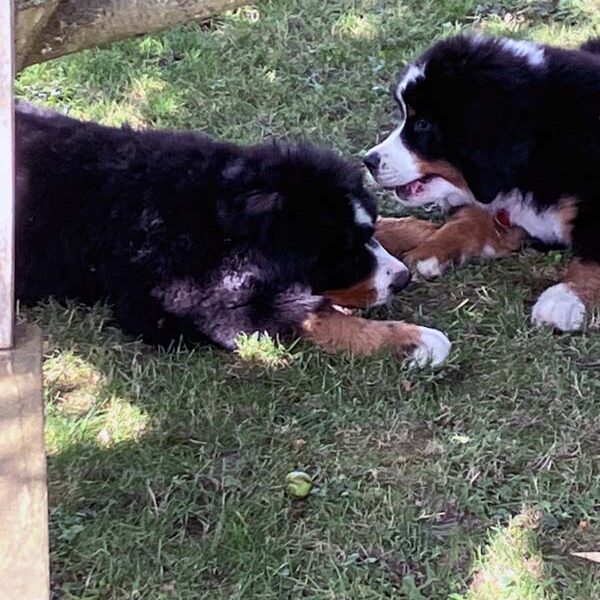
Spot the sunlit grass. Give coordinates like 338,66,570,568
235,332,295,368
333,11,381,40
466,511,551,600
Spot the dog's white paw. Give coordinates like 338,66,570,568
415,257,445,280
531,283,585,332
409,326,451,368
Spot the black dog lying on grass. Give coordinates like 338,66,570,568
15,102,450,366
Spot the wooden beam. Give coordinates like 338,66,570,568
0,0,15,350
0,4,49,598
0,323,49,600
15,0,248,70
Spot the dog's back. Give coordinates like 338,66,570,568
15,102,228,304
581,37,600,56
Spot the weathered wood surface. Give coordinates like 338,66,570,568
0,0,15,350
0,323,49,600
16,0,247,70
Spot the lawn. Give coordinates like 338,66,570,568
16,1,600,598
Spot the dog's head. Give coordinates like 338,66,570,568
364,35,542,208
219,142,411,308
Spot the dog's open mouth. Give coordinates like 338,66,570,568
395,174,437,197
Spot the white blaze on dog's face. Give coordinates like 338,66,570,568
355,201,412,305
364,64,425,191
324,239,411,308
369,239,411,304
352,198,375,227
323,202,411,308
364,61,474,210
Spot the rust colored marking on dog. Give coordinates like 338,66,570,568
565,259,600,305
414,157,471,193
323,276,378,309
301,306,421,356
404,206,525,273
375,216,441,258
557,196,579,245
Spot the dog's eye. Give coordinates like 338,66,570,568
414,118,432,133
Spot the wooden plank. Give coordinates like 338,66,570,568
0,323,49,600
15,0,247,70
0,0,15,350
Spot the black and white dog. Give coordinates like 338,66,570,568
16,102,450,364
365,35,600,332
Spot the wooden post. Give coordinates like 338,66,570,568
0,2,50,598
0,324,49,600
0,0,15,350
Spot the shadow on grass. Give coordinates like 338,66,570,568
28,299,458,598
26,291,600,599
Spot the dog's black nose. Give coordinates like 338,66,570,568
363,152,381,174
390,269,411,294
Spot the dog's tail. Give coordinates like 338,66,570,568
581,37,600,55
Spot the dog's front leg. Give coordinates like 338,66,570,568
300,306,450,367
375,216,441,257
401,206,525,279
531,258,600,332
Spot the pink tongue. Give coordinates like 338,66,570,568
401,180,424,196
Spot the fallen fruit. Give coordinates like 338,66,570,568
285,470,313,498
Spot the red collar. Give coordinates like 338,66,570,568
495,208,512,228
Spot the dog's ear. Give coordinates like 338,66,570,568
461,137,532,204
461,165,507,204
219,190,286,241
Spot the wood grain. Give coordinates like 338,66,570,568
0,0,15,349
0,324,49,600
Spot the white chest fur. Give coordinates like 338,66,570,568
487,190,570,245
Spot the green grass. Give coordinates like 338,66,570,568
16,1,600,598
235,332,295,368
465,510,550,600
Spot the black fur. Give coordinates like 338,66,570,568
581,37,600,55
394,34,600,262
16,103,383,349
